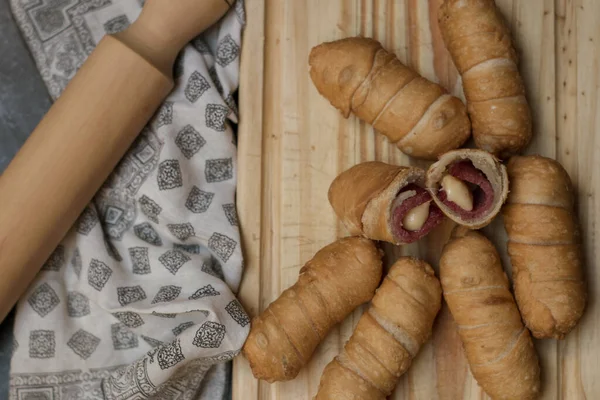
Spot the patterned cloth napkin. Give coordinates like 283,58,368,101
8,1,249,399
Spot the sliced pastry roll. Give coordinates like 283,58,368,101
426,149,508,229
328,161,444,245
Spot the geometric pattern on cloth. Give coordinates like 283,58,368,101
8,1,249,399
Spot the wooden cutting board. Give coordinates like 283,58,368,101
232,0,599,399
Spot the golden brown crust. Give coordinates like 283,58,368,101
468,95,532,156
267,288,321,360
315,257,441,399
314,360,385,400
309,37,381,118
508,243,586,339
440,228,540,400
471,328,540,400
503,204,579,244
426,149,508,229
341,341,396,394
438,0,515,72
397,95,472,160
328,161,425,244
243,309,304,381
503,155,586,339
293,279,335,338
506,155,574,208
462,59,525,102
352,54,414,124
438,0,512,48
372,261,441,347
445,31,517,74
372,77,444,140
438,0,531,157
309,37,471,160
352,313,412,377
243,236,383,382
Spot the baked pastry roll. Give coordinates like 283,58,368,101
503,155,586,339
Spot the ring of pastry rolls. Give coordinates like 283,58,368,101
328,161,445,245
426,149,508,229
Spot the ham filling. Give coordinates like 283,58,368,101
438,161,494,220
391,184,444,243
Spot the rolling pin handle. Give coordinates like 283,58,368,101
115,0,231,76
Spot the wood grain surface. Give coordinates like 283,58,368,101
233,0,599,399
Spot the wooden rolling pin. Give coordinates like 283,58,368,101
0,0,230,322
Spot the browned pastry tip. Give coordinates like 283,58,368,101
309,37,382,118
243,236,383,382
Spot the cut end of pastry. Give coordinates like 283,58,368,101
389,184,445,244
426,149,508,229
328,161,406,238
359,165,445,244
242,314,303,382
506,154,575,209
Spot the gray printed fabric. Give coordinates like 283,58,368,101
8,1,249,399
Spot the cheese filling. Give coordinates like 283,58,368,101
441,175,473,211
437,160,495,222
390,184,445,243
402,201,431,231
